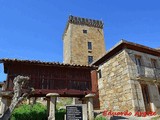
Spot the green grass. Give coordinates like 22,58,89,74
95,115,108,120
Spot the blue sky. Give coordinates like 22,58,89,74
0,0,160,81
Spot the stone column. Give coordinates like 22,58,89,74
47,98,50,117
0,91,13,115
44,97,50,117
0,97,8,115
85,93,95,120
46,93,59,120
33,97,37,104
72,97,76,105
81,98,87,104
26,98,30,105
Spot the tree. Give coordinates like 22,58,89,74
0,75,34,120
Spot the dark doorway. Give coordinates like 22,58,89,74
141,84,152,112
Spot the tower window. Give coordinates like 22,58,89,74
83,30,87,34
88,56,93,64
88,42,92,50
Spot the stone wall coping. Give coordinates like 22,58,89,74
46,93,60,97
85,93,95,98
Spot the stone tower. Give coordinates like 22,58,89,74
63,15,106,65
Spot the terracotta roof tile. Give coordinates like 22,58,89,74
0,58,97,69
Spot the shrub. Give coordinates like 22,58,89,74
95,115,107,120
11,103,47,120
55,109,66,120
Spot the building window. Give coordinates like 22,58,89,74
88,56,93,64
88,42,92,50
135,55,142,66
151,59,158,68
135,55,143,75
98,70,102,79
83,30,87,34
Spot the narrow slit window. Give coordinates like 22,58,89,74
88,56,93,64
88,42,92,50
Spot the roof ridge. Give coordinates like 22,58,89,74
92,39,160,65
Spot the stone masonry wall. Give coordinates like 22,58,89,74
98,49,134,112
63,23,106,65
125,49,160,80
63,24,72,63
125,49,160,113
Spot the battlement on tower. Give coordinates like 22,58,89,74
63,15,104,39
68,15,103,28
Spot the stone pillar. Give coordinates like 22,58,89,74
85,94,95,120
44,97,50,117
81,98,87,104
0,97,8,115
47,98,50,117
33,97,37,104
26,98,30,105
72,97,76,105
46,93,59,120
0,91,12,115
